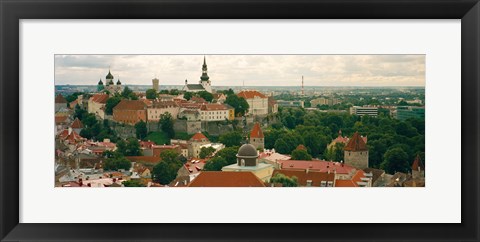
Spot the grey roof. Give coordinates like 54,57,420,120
186,84,205,90
237,144,258,157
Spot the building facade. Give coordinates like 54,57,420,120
112,100,147,125
147,101,180,121
238,90,269,116
350,106,378,117
87,93,109,119
395,106,425,120
199,103,234,122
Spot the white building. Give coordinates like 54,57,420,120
147,101,180,121
238,90,269,116
87,93,109,119
199,103,234,121
183,57,212,93
350,106,378,117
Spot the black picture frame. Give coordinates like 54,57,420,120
1,0,479,241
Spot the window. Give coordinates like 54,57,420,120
306,180,312,187
327,181,333,187
320,181,327,187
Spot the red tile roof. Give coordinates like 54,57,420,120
190,132,209,142
113,100,146,111
272,170,335,186
411,154,424,171
250,122,264,138
344,132,368,151
90,94,109,104
335,170,368,187
188,171,266,187
70,118,84,128
191,96,207,103
55,94,67,103
238,90,267,99
200,103,230,111
55,116,69,124
58,129,84,143
277,160,356,175
151,100,178,108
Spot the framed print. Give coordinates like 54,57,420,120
1,0,479,241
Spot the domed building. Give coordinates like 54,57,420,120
221,144,274,182
99,69,124,94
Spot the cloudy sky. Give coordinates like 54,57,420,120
55,55,425,87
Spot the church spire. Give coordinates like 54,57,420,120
200,56,209,81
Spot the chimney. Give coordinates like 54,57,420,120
328,169,331,174
306,168,309,174
68,127,73,135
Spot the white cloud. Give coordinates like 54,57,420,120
55,55,425,86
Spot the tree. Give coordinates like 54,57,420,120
183,92,193,101
274,138,290,154
159,112,175,138
324,142,345,162
219,131,242,147
135,120,148,140
152,150,182,185
291,149,312,160
225,94,249,116
203,156,229,171
117,138,142,156
104,156,132,171
122,179,146,187
197,91,214,102
380,147,410,174
146,89,157,100
199,146,216,159
105,96,122,115
269,173,298,187
214,146,239,165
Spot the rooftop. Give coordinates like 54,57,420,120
188,171,266,187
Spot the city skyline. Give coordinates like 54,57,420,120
55,55,425,87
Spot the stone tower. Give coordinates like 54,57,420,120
344,131,369,169
199,56,212,93
249,122,264,150
411,154,425,179
152,77,159,91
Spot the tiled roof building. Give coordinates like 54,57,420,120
113,100,147,125
249,122,264,150
188,171,266,187
344,132,369,169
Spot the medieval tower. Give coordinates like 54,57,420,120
344,132,369,169
249,122,264,150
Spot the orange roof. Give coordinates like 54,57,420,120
55,94,67,103
58,129,84,143
344,132,368,151
411,154,424,171
272,170,335,187
113,100,146,111
200,103,230,111
335,170,367,187
70,118,84,128
250,122,264,138
55,116,69,124
190,132,208,142
69,99,79,108
188,171,265,187
90,94,109,104
238,90,267,99
191,96,207,103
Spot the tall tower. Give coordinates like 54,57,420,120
199,56,212,93
249,122,264,150
152,77,159,91
344,132,369,169
411,154,425,179
106,69,114,86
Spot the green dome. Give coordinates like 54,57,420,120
106,70,114,80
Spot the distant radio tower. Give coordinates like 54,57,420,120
302,75,304,96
